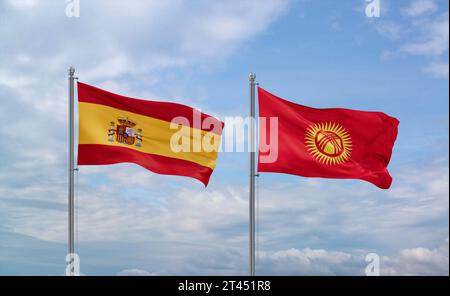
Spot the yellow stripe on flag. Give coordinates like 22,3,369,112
78,102,221,169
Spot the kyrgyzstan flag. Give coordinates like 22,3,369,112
77,82,223,186
258,87,399,189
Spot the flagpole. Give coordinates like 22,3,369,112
249,72,256,276
68,66,76,276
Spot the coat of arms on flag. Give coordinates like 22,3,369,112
108,117,143,147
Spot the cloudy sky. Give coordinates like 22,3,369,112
0,0,448,275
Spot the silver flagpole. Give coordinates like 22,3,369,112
68,67,76,276
249,72,256,276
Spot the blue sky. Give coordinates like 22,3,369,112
0,0,448,275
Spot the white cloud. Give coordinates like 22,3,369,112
110,239,448,275
423,62,449,78
258,248,358,275
374,4,449,79
376,21,403,40
403,0,438,17
257,239,449,275
380,50,397,61
401,13,449,57
0,153,448,275
382,239,449,275
7,0,40,9
0,0,289,118
1,157,447,274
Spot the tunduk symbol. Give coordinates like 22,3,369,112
315,130,345,157
305,122,352,165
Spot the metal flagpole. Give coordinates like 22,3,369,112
68,67,76,276
249,72,256,276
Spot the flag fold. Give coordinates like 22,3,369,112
257,87,399,189
77,82,223,186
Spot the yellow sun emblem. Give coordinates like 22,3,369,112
305,122,352,165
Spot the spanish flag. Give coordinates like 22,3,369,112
77,82,223,186
258,87,399,189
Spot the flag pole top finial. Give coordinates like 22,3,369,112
249,72,256,81
68,67,75,76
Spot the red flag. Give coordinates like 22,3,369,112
257,87,399,189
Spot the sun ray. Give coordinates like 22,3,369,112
305,121,352,166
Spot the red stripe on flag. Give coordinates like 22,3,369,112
77,82,224,135
77,144,214,186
